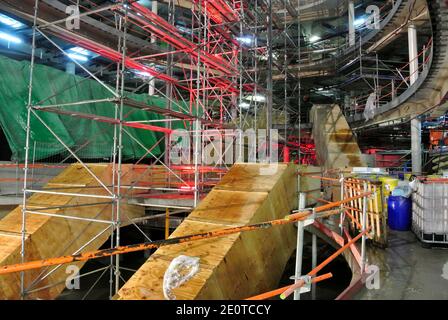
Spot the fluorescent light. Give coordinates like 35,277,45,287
134,70,153,78
176,25,192,35
236,36,253,45
0,32,21,44
309,35,321,43
239,102,250,109
67,53,88,62
0,13,25,29
69,47,91,56
354,17,366,27
245,94,265,103
317,87,324,91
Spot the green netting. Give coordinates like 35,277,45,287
0,55,194,162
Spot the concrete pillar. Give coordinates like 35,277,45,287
411,119,422,174
148,0,158,96
408,24,422,174
408,24,419,86
348,1,355,47
66,62,76,75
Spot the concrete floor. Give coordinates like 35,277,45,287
355,229,448,300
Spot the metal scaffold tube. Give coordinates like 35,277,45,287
6,0,288,300
21,0,40,300
0,191,372,275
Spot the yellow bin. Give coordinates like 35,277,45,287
379,176,399,210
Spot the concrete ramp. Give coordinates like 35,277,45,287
311,104,367,169
0,163,144,299
116,163,298,300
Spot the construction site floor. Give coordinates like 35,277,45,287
354,230,448,300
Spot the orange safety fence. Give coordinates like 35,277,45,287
246,273,333,300
245,227,370,300
0,191,372,276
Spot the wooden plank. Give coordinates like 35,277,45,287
0,163,145,299
311,105,367,169
116,163,298,300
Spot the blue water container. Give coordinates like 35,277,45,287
388,196,412,231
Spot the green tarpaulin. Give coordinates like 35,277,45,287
0,55,192,161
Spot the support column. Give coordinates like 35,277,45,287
148,0,158,96
66,62,76,75
266,0,273,160
348,0,355,47
408,24,422,174
411,119,422,174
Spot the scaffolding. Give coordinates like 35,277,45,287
14,0,238,300
1,0,403,300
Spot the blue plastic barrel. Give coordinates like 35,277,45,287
387,196,412,231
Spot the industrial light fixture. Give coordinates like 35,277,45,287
67,53,89,62
245,94,266,103
309,35,321,43
0,13,25,29
66,47,93,62
239,102,251,109
69,47,91,56
236,36,254,46
0,32,21,44
354,17,367,27
134,70,153,78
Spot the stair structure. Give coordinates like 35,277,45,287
311,104,369,169
116,163,298,300
0,164,145,299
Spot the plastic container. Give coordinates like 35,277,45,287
388,196,412,231
379,176,399,197
379,176,399,210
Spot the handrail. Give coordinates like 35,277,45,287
244,227,371,300
280,227,370,299
346,36,433,118
245,273,333,300
0,191,372,276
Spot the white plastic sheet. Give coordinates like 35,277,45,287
162,255,200,300
363,92,377,121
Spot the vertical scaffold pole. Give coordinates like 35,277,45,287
193,1,202,208
339,172,345,234
110,5,123,300
114,1,128,295
311,233,317,300
361,182,368,273
21,0,40,299
294,187,306,301
165,208,170,239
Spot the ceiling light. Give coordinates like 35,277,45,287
67,53,88,62
239,102,250,109
0,13,25,29
0,32,21,44
354,17,366,27
245,94,265,103
236,36,254,46
134,70,153,78
309,35,321,43
69,47,91,56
